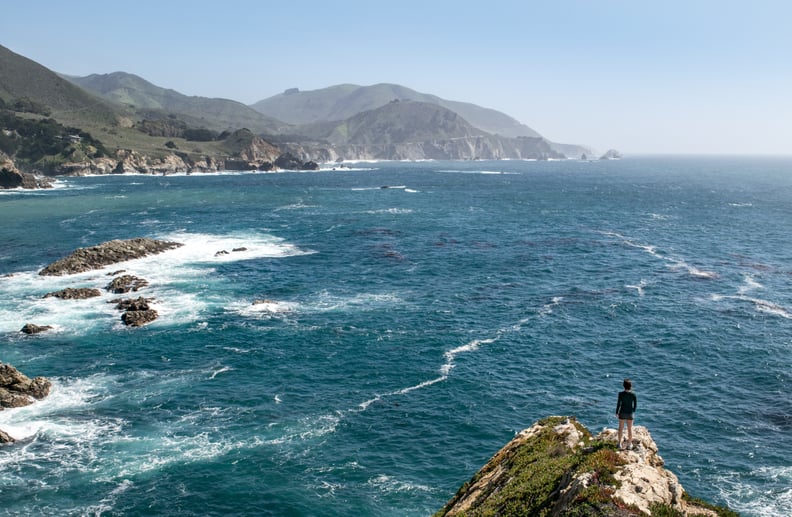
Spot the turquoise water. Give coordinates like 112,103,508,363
0,157,790,516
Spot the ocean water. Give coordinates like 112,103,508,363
0,157,790,516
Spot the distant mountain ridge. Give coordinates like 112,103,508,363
1,43,601,186
0,45,119,128
280,100,563,161
67,72,285,134
251,83,542,138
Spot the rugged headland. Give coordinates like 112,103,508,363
0,44,608,189
435,416,736,517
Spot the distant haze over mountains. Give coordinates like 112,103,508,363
251,83,543,139
1,42,598,185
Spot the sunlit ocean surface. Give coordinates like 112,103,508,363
1,157,790,516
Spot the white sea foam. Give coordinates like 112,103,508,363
601,231,719,279
367,474,435,494
625,279,649,297
355,336,498,412
710,294,792,319
231,299,298,318
717,466,792,517
0,375,118,446
538,296,564,316
365,208,414,215
738,275,763,294
0,231,311,333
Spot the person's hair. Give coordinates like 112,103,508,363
623,378,632,390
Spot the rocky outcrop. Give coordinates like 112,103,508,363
0,428,14,444
106,274,148,294
600,149,623,160
0,363,51,410
43,287,102,299
39,238,183,276
20,323,54,334
113,296,158,326
435,416,733,517
121,308,158,327
0,152,53,189
0,363,52,444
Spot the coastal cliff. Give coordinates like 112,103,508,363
436,416,736,517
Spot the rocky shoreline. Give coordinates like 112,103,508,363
435,416,735,516
1,138,320,189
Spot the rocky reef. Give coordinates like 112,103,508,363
435,416,736,517
27,238,187,329
0,362,52,443
39,238,183,276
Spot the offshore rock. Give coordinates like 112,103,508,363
114,296,153,311
0,427,14,444
43,287,102,299
20,323,53,334
435,416,731,517
106,274,148,294
121,309,158,326
0,362,52,409
39,238,183,276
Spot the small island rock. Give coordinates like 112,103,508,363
43,287,102,299
20,323,54,335
0,363,52,409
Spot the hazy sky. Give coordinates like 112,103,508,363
4,1,791,154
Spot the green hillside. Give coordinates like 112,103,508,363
300,100,485,145
0,44,121,128
68,72,287,135
251,83,542,138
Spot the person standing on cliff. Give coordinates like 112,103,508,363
616,378,637,449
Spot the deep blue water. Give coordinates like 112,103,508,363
0,157,790,516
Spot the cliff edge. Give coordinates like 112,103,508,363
435,416,736,517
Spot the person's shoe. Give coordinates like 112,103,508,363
627,441,633,450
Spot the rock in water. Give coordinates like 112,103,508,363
0,363,52,409
20,323,53,334
121,309,158,327
106,274,149,294
43,287,102,299
39,238,183,276
434,416,733,517
0,428,15,444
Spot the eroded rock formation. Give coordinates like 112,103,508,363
435,416,732,517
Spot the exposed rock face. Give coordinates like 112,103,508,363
274,152,320,170
0,153,53,189
0,428,14,444
114,296,153,311
113,296,158,326
20,323,53,334
0,363,51,409
106,274,148,294
39,238,183,276
121,309,158,327
43,287,102,299
435,416,730,517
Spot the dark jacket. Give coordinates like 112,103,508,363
616,390,637,415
